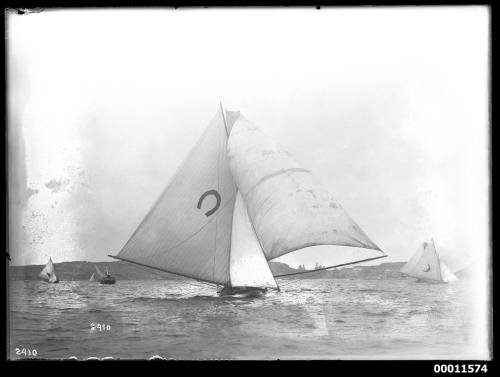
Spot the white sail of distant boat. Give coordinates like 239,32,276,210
89,273,95,282
39,258,59,283
95,265,106,279
109,105,386,295
400,239,458,283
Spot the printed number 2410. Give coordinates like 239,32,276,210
15,347,37,357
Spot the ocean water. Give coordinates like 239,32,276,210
8,278,483,360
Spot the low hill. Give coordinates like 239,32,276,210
9,260,407,281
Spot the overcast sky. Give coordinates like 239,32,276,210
7,7,489,271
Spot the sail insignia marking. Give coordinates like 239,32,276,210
197,190,222,217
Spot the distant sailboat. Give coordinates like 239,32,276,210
39,258,59,283
109,105,386,296
95,265,106,279
400,239,458,283
89,273,95,282
96,265,116,285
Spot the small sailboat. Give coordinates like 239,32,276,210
109,104,386,296
97,266,116,285
39,257,59,283
400,239,458,283
89,273,95,282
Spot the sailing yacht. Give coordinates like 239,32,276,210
89,272,95,282
95,265,116,284
100,267,116,285
39,258,59,283
109,105,386,296
400,239,458,283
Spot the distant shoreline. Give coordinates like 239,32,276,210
9,260,407,281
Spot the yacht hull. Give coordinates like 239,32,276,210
218,286,267,298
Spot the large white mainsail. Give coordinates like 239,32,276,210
226,114,385,271
400,239,457,283
39,258,59,283
111,107,237,285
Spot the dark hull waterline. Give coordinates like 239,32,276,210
415,278,447,284
99,277,116,285
40,279,59,284
218,286,268,298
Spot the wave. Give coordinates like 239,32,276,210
121,295,221,305
87,308,106,313
362,310,396,317
407,309,423,315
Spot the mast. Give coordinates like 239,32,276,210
220,101,229,137
219,101,237,288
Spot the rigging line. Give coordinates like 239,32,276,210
273,255,388,278
212,110,223,283
112,259,218,288
274,278,299,288
220,102,229,137
219,102,237,287
108,255,221,287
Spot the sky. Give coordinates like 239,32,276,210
7,7,489,272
